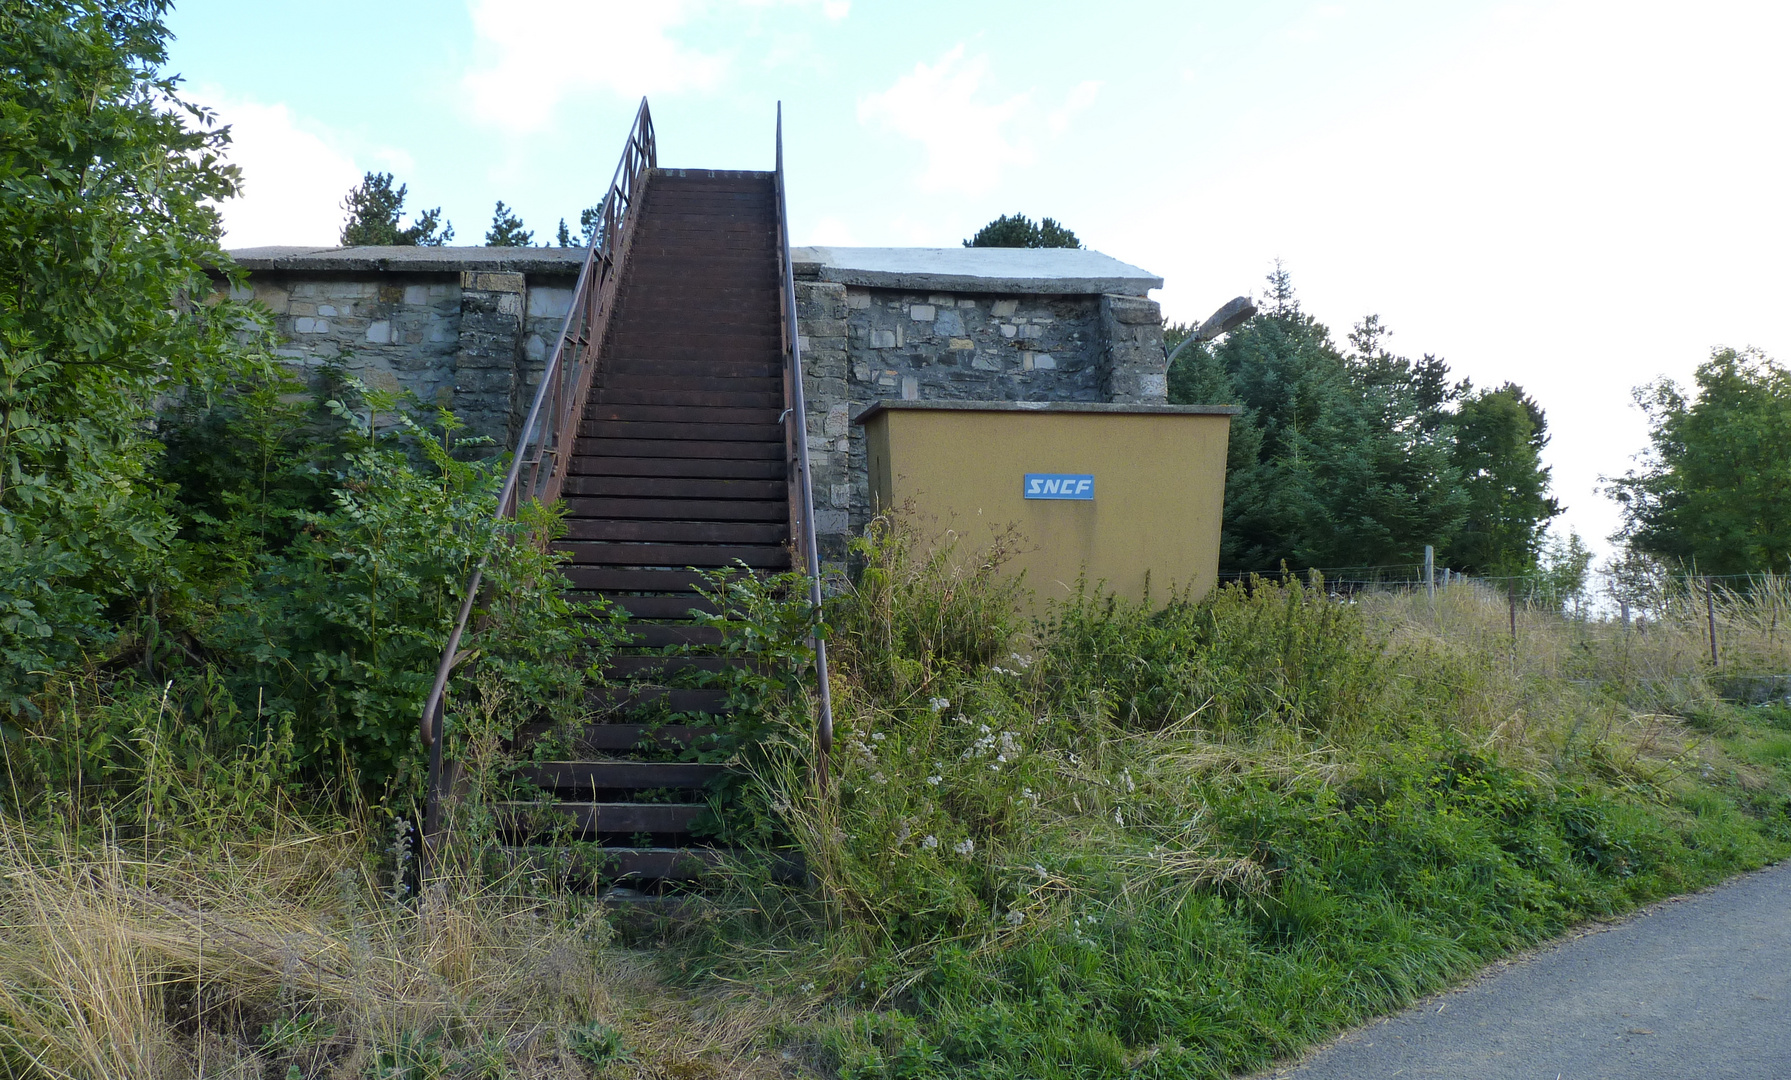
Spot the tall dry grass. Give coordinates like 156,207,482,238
0,803,804,1079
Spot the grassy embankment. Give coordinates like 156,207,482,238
4,523,1789,1078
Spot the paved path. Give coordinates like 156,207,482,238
1256,860,1791,1079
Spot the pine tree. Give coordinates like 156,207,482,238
484,201,533,247
963,213,1080,249
339,172,452,246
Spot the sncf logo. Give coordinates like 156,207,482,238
1023,473,1094,500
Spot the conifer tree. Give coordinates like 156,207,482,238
484,201,533,247
339,172,452,246
963,213,1080,248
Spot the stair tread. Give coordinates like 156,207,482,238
490,162,793,889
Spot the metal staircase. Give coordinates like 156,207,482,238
419,101,832,888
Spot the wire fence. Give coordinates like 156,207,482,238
1223,559,1789,644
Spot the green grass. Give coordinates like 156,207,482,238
680,526,1791,1078
7,521,1791,1078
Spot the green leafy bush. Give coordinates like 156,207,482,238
206,385,618,793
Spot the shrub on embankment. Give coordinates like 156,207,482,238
3,519,1789,1078
704,522,1791,1078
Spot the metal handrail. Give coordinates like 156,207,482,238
420,98,656,839
773,102,836,788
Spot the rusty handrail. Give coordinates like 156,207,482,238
420,98,656,841
773,102,836,789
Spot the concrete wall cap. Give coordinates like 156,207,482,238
222,245,587,276
792,246,1163,296
853,399,1238,424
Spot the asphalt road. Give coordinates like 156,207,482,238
1256,860,1791,1079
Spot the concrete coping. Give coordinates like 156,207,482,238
853,400,1239,424
792,246,1163,297
222,245,589,275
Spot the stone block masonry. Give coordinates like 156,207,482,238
795,283,1166,561
220,244,1169,563
220,246,584,453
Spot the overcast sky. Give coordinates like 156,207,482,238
166,0,1791,561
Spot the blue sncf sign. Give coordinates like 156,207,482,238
1024,473,1094,500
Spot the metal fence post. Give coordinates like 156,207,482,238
1705,576,1720,667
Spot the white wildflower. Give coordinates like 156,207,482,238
921,834,939,849
928,697,950,712
953,838,975,856
1010,652,1033,668
1113,808,1125,826
1122,770,1136,793
1004,909,1026,926
894,822,911,843
926,774,943,786
871,772,887,785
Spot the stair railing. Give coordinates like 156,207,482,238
773,102,837,789
419,98,656,843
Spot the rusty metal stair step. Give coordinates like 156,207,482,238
516,760,726,791
497,801,706,834
594,373,781,394
619,622,726,647
566,456,786,480
581,687,730,714
563,519,786,545
562,567,714,591
500,845,727,883
585,388,784,410
552,540,788,568
561,496,787,522
604,654,739,678
599,594,725,619
576,419,783,442
571,438,784,461
560,475,786,500
514,719,722,752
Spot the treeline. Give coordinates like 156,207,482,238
337,171,600,249
1169,268,1575,582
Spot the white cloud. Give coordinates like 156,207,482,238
859,47,1053,196
197,95,362,248
858,48,1107,195
1049,80,1101,136
462,0,724,132
857,45,1033,195
741,0,850,18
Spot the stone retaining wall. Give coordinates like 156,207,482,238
220,246,1166,559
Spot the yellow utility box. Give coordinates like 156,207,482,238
854,401,1237,606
